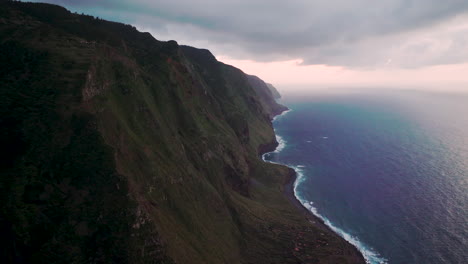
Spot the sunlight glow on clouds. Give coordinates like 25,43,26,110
217,57,468,92
27,0,468,92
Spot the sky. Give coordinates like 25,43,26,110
29,0,468,92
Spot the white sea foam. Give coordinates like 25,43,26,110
274,134,286,153
272,109,292,122
291,165,388,264
262,111,388,264
270,109,292,154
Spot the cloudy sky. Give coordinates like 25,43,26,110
30,0,468,92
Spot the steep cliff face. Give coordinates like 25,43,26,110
0,2,364,264
245,75,288,119
266,83,282,99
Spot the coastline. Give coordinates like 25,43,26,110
260,108,366,264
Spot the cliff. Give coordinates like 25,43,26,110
245,75,288,118
0,2,364,263
266,83,282,99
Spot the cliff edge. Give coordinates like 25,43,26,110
0,2,364,263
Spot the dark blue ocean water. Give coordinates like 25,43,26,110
263,90,468,264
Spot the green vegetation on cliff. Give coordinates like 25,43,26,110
0,2,364,263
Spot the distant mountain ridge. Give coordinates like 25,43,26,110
0,2,364,263
245,74,287,118
266,83,282,99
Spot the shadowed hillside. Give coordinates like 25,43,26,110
0,2,364,263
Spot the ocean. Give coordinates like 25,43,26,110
263,89,468,264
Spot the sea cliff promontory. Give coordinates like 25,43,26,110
0,2,364,263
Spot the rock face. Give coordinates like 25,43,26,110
0,2,365,264
266,83,282,99
246,75,288,119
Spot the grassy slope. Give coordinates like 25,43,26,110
0,2,364,264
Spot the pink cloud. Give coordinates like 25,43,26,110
218,56,468,93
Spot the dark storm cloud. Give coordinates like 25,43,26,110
30,0,468,67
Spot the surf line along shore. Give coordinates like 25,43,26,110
258,108,365,263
